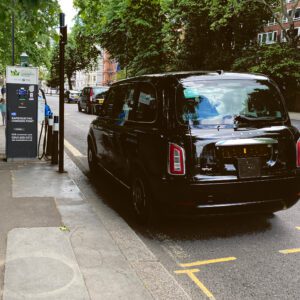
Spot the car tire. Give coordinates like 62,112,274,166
131,173,157,225
78,104,82,112
88,142,98,176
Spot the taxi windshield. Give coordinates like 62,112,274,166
176,79,286,128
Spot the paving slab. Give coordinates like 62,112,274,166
0,169,61,299
12,164,82,201
3,227,90,300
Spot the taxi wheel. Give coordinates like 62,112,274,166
131,174,156,225
88,142,98,175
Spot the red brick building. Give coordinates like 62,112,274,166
258,0,300,44
102,51,117,85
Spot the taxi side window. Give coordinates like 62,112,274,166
112,85,136,125
102,88,116,117
134,83,157,122
123,86,136,122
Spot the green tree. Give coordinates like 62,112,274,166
233,44,300,109
231,1,300,109
0,0,60,76
74,0,167,76
48,21,100,90
164,0,271,70
222,0,300,47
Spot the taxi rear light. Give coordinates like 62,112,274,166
90,89,93,102
168,143,185,175
297,139,300,167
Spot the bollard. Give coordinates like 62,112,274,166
46,115,53,156
51,116,59,165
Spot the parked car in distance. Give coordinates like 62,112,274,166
87,71,300,224
64,90,80,103
78,86,109,114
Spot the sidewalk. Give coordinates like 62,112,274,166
0,156,189,300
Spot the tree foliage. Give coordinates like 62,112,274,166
73,0,299,109
74,0,167,76
74,0,273,73
48,21,100,89
0,0,60,76
231,1,300,108
166,0,271,70
233,44,300,108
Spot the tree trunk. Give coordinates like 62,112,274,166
67,75,73,90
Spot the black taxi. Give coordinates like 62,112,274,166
87,71,300,223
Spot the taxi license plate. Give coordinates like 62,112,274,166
238,158,261,179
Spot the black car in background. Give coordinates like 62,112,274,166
78,86,109,114
87,71,300,223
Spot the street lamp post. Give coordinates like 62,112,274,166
12,0,15,65
59,13,67,173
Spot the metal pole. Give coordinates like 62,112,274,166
59,13,67,173
51,116,59,165
12,2,15,65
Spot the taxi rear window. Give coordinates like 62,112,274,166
176,79,286,128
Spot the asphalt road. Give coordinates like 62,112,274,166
48,95,300,300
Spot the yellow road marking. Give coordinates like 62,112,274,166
279,248,300,254
64,139,86,157
180,256,237,268
174,269,216,300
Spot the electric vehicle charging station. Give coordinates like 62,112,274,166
6,66,39,159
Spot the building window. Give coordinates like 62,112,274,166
267,17,276,26
283,10,291,23
258,31,278,45
295,8,300,20
281,27,300,42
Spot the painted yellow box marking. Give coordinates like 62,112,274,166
180,256,237,268
174,269,215,300
279,248,300,254
279,227,300,254
175,257,236,299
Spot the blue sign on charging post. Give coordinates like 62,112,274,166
6,66,39,159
